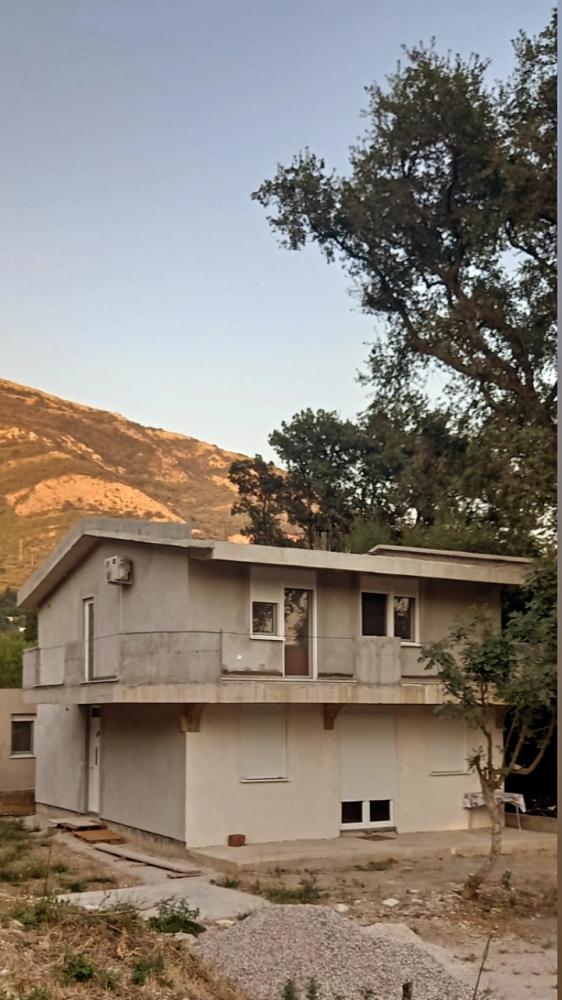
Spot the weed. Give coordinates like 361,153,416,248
10,896,65,929
51,862,68,874
61,952,96,983
265,875,324,904
236,910,252,921
148,898,205,935
0,819,31,844
25,864,49,880
282,981,299,1000
212,876,240,889
67,880,86,893
306,980,320,1000
131,954,164,986
0,866,23,883
87,874,117,885
21,990,50,1000
97,967,119,990
501,869,513,891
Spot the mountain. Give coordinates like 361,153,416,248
0,379,247,589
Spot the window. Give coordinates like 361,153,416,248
11,716,34,757
239,706,286,781
393,596,415,641
84,598,95,680
251,601,278,636
361,593,387,636
341,798,392,826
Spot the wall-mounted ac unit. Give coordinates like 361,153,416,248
104,556,133,585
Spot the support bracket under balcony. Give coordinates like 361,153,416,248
323,704,342,730
178,704,206,733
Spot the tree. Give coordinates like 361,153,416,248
253,13,556,534
0,635,25,687
422,557,556,897
228,456,288,545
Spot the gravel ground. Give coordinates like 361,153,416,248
196,905,473,1000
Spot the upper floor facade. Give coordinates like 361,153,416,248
19,518,530,709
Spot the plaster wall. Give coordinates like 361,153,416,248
185,705,340,847
35,704,87,812
101,704,185,841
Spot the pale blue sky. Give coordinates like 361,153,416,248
1,1,551,456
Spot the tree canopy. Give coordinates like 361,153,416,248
242,12,556,553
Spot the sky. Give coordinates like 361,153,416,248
1,0,552,457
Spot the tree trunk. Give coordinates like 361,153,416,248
462,783,503,899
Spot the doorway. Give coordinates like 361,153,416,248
284,588,313,677
87,707,101,814
338,711,397,829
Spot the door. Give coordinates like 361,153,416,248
284,588,312,677
87,709,101,814
338,711,396,828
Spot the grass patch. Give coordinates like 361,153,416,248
148,899,206,935
264,875,324,904
131,953,164,985
9,896,66,929
60,951,96,983
354,858,396,872
212,876,241,889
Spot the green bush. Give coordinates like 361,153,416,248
148,899,205,935
61,952,95,983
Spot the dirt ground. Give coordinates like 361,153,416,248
233,851,558,999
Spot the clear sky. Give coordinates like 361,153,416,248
1,0,551,457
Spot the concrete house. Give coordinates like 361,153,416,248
18,517,529,851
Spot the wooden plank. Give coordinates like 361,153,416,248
73,828,126,843
94,842,201,875
52,817,105,832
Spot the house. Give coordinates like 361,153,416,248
18,517,529,850
0,689,36,815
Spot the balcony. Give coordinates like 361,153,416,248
22,630,438,706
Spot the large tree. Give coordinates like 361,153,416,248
253,13,556,536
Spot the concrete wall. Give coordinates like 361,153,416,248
0,690,36,809
35,704,87,812
101,705,185,841
185,705,340,847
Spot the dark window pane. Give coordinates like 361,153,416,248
252,601,277,635
361,593,387,636
369,799,391,823
393,597,414,641
11,720,33,755
341,800,363,824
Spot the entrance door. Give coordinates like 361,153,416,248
284,588,312,677
87,709,101,814
338,711,396,828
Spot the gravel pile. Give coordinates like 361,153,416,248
196,905,473,1000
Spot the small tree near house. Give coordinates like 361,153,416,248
422,557,556,898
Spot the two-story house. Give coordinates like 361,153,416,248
18,517,529,851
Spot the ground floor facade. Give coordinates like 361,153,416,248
34,702,497,847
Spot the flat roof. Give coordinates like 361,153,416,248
18,516,532,608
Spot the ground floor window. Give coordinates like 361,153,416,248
11,715,35,757
341,799,392,827
239,706,286,781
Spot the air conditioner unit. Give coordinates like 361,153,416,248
104,556,133,585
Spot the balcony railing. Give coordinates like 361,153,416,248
23,629,433,690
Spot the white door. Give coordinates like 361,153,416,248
87,710,101,814
338,711,397,829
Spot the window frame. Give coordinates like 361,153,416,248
340,797,394,830
250,600,282,641
360,581,420,645
10,715,35,758
83,597,95,681
249,567,318,677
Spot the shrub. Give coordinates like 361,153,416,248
148,899,205,935
61,952,95,983
265,875,323,904
131,954,164,985
10,896,64,929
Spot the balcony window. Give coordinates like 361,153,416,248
361,593,387,636
393,596,416,642
83,597,95,680
251,601,278,637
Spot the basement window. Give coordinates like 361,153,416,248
11,716,35,757
341,798,393,828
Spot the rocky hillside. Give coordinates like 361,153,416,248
0,379,247,588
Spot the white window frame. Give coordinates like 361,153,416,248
359,577,420,646
83,597,95,681
250,600,283,641
249,567,318,678
10,715,35,758
340,798,395,830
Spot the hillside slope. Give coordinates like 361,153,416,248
0,379,246,588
